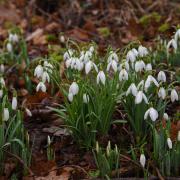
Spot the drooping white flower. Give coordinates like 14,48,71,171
42,71,50,83
85,61,98,74
3,108,9,121
25,108,32,117
158,87,166,100
7,43,12,52
119,69,128,81
175,29,180,43
97,71,106,85
170,89,178,102
107,60,118,72
12,97,17,110
126,83,137,96
44,61,53,70
65,58,72,68
83,94,89,103
89,46,94,53
163,113,169,120
69,82,79,95
126,50,136,63
138,45,148,57
63,49,73,61
167,39,177,53
34,65,43,78
108,52,119,63
145,75,159,91
135,60,145,72
167,138,172,149
47,135,51,145
0,89,3,98
135,91,148,104
0,64,5,73
145,63,152,71
140,154,146,168
0,77,5,87
157,71,166,82
68,92,73,102
177,131,180,142
144,107,158,121
84,51,93,63
132,48,138,57
9,33,19,43
36,82,46,92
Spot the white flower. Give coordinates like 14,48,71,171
36,82,46,92
132,48,138,57
25,108,32,117
69,82,79,95
89,46,94,53
97,71,106,85
107,60,118,72
175,29,180,43
85,61,98,74
167,39,177,53
157,71,166,82
144,107,158,121
140,154,146,168
44,61,53,71
138,45,148,57
171,89,178,102
158,87,166,100
75,59,84,71
34,65,43,78
145,75,159,91
126,50,136,63
126,83,137,96
119,62,129,71
135,61,145,72
163,113,169,120
9,33,19,43
12,97,17,110
84,51,92,63
145,63,152,71
108,52,118,63
42,71,50,83
177,131,180,142
119,69,128,81
68,93,73,102
47,135,51,145
0,77,5,87
3,108,9,121
0,89,3,98
135,91,148,104
83,94,89,103
60,35,65,43
65,58,72,68
167,138,172,149
7,43,12,52
0,64,5,73
64,49,73,61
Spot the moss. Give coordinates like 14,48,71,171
46,34,57,42
98,27,110,37
158,23,170,32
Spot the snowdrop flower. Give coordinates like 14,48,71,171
75,59,84,71
135,91,148,104
34,65,43,78
167,39,177,54
135,60,145,72
144,107,158,121
9,33,19,43
65,58,72,68
132,48,138,57
0,77,5,87
85,61,98,74
163,113,169,120
42,71,50,83
137,80,144,90
0,64,5,73
69,82,79,95
126,50,136,63
175,29,180,43
119,69,128,81
60,35,65,43
25,108,32,117
83,94,89,103
177,131,180,142
44,61,53,69
138,45,148,57
47,135,51,145
0,89,3,98
157,71,166,82
89,46,94,53
3,108,9,121
140,154,146,168
97,71,106,85
84,51,92,63
171,89,178,102
7,43,12,52
167,138,172,149
145,75,159,91
36,82,46,92
126,83,137,96
107,60,118,72
108,52,118,63
63,49,73,61
158,87,166,100
12,96,17,110
145,63,152,71
68,92,73,102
